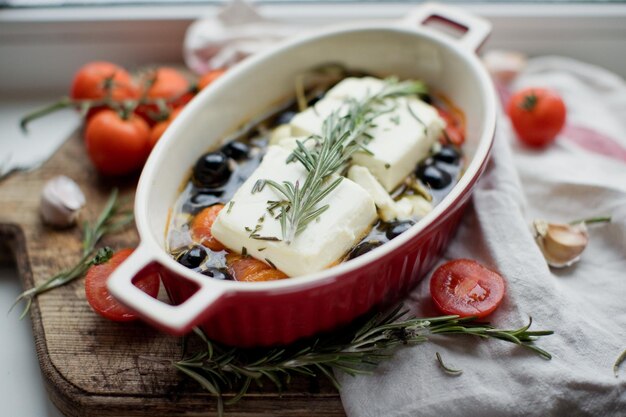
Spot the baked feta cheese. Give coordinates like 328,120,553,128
288,77,445,191
348,165,433,221
211,145,377,277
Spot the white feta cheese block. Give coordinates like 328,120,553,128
398,195,433,218
289,78,445,192
289,97,346,137
269,124,292,145
325,76,386,101
211,145,377,277
347,165,412,222
351,96,444,191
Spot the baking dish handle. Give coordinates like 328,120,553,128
402,2,492,52
107,243,225,335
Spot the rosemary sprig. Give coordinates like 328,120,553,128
10,189,133,318
614,347,626,377
174,304,553,415
262,78,427,243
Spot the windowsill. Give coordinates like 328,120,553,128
1,2,625,96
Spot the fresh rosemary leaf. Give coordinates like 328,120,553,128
613,348,626,377
10,189,133,318
173,303,553,416
435,352,463,376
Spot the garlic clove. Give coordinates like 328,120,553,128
533,219,589,268
40,175,86,228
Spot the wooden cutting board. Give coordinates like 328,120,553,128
0,132,344,417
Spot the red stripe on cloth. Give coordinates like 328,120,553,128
561,125,626,163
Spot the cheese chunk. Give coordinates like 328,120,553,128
211,146,377,277
325,76,386,101
288,78,445,192
348,165,433,221
289,97,346,137
348,165,411,222
351,96,443,191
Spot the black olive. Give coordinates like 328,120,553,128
307,92,325,107
221,141,250,160
201,267,233,281
433,145,461,165
275,110,297,125
192,151,231,188
347,240,383,260
385,220,416,241
416,160,452,190
177,245,207,269
420,93,433,104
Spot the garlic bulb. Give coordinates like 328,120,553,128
533,219,589,268
482,50,527,85
40,175,86,228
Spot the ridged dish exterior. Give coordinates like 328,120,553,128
160,153,488,347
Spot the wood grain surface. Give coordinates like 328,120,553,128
0,133,344,417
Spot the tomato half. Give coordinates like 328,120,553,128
70,61,139,103
84,109,151,176
437,108,465,146
85,248,160,322
430,259,505,318
226,253,288,282
507,87,566,148
190,204,226,251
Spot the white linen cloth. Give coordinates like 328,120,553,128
338,57,626,416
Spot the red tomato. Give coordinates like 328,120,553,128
226,253,288,282
198,69,226,90
437,108,465,146
85,109,151,176
507,87,566,147
430,259,505,318
85,248,160,322
136,67,191,124
148,107,183,149
70,61,139,102
190,204,226,251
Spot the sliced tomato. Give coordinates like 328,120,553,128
430,259,505,318
190,204,226,251
437,108,465,146
85,248,160,322
226,253,288,282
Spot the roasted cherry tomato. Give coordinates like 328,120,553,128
198,69,226,90
70,61,139,101
136,67,191,124
85,248,160,322
437,108,465,146
190,204,226,251
226,253,288,282
84,109,151,176
430,259,505,318
507,87,566,148
149,107,183,148
70,61,139,117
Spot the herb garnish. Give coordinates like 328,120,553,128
260,79,427,244
173,304,552,416
10,189,133,318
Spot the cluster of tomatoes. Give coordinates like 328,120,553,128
70,61,225,176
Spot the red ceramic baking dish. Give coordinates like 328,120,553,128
108,3,497,347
